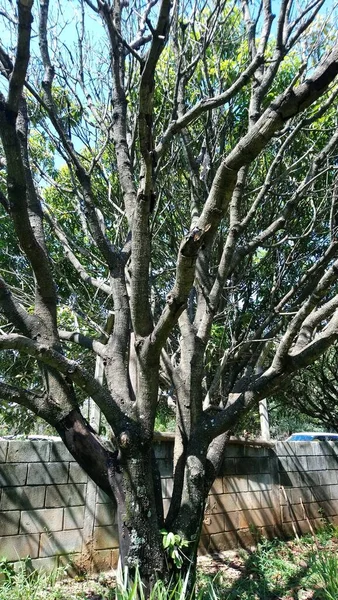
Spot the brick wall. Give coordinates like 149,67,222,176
0,437,118,574
198,439,338,554
1,436,338,572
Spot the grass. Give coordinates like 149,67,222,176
197,524,338,599
1,526,338,599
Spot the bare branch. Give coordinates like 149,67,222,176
44,210,112,296
0,333,124,426
7,0,33,113
58,329,106,355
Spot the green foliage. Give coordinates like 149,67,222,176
116,566,199,599
0,557,63,600
314,552,338,600
196,526,338,599
154,399,176,433
160,530,190,570
2,529,338,599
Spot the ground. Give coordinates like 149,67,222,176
2,528,337,599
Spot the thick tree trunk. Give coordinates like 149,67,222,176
118,449,167,582
56,411,167,589
52,408,210,596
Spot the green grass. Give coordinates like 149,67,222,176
1,527,338,599
196,524,338,599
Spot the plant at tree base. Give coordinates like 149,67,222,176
2,0,338,595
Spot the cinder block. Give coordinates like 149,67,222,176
248,473,272,492
28,556,58,573
20,508,63,534
316,442,338,456
223,444,245,458
279,470,318,488
209,530,239,551
259,458,272,473
301,502,322,520
282,518,320,537
63,506,85,530
199,535,210,555
0,441,8,462
156,459,173,478
0,511,20,534
222,458,236,475
161,478,174,498
323,456,338,470
236,527,257,547
236,458,262,475
68,463,88,484
45,484,86,508
310,443,329,456
259,490,274,508
206,493,237,514
111,548,119,569
91,549,114,572
39,529,83,557
27,463,68,485
96,489,112,504
202,513,225,535
163,498,170,517
317,500,337,517
224,511,240,531
239,507,277,529
287,442,317,456
306,455,328,471
49,440,74,462
247,446,269,457
330,484,338,500
281,503,304,523
0,463,27,486
259,525,277,541
1,486,46,510
321,468,338,485
224,442,246,458
279,455,307,472
223,476,248,493
154,441,172,459
93,525,119,550
209,478,222,495
95,503,116,527
282,486,314,505
0,534,40,560
311,485,330,502
236,491,262,511
7,440,49,463
275,441,294,456
57,553,82,576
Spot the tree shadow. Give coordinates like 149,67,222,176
198,538,324,599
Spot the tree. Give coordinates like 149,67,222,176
1,0,338,592
273,344,338,432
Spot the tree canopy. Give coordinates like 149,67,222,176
1,0,338,590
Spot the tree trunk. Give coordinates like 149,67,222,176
118,449,167,582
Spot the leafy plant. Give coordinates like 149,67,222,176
312,552,338,600
160,530,190,570
0,557,63,600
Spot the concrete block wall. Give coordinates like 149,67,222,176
2,436,338,572
0,438,118,573
276,440,338,537
199,443,280,554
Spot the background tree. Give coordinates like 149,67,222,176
1,0,338,591
272,344,338,432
